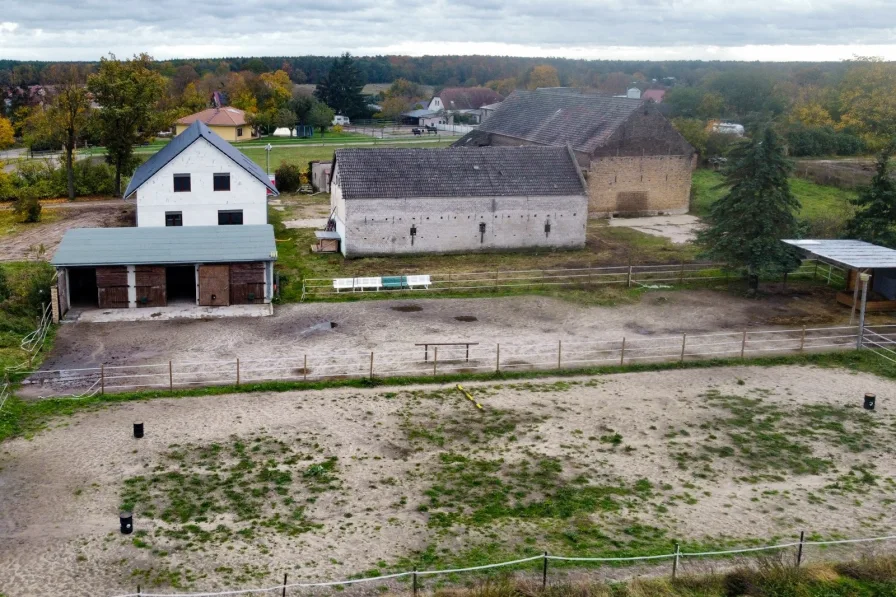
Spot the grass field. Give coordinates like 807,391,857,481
270,206,697,302
692,169,857,227
0,261,55,373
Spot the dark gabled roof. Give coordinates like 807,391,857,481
124,121,278,198
459,89,645,154
333,146,586,200
52,225,277,267
435,87,503,110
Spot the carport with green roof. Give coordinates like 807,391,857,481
51,225,277,318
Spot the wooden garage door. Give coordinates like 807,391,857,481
135,266,166,308
96,266,129,309
230,263,265,304
198,265,230,306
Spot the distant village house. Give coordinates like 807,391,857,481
175,107,255,142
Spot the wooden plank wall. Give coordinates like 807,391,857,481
96,266,129,309
199,265,230,306
135,266,166,308
230,262,265,304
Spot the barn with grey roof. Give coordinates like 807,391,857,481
329,146,588,257
454,88,696,217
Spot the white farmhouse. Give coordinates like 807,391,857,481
124,121,278,227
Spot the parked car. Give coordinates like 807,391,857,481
332,115,350,126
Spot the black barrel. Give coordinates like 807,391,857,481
119,511,133,535
864,393,876,411
133,422,144,438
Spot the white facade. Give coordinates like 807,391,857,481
134,138,269,228
428,97,444,111
330,166,587,258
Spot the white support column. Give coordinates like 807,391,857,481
194,265,201,306
126,266,137,308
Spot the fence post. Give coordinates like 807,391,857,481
496,344,501,373
741,331,747,359
433,347,438,376
796,530,805,568
168,361,173,391
799,326,806,353
627,265,633,288
369,352,374,379
282,572,288,597
557,340,562,370
680,333,687,363
447,272,452,291
137,585,141,597
236,358,240,386
672,543,680,579
620,337,626,366
542,551,548,589
813,260,819,280
303,355,307,381
678,261,685,285
100,364,105,395
413,568,418,597
494,270,499,291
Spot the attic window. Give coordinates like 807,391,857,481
173,174,191,192
213,173,231,192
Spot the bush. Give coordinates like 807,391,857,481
13,188,41,223
786,125,866,157
24,265,55,314
1,157,123,201
274,162,303,193
0,267,10,303
331,124,344,134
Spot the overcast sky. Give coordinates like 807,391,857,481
2,0,896,62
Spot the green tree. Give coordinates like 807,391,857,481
26,65,92,200
0,116,13,149
307,100,335,134
314,53,367,119
696,128,802,293
845,148,896,247
87,53,171,196
274,108,297,136
671,118,708,156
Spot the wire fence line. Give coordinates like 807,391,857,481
106,533,896,597
3,302,53,377
17,324,896,398
300,259,846,300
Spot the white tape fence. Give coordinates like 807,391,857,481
19,324,896,398
107,532,896,597
301,259,846,300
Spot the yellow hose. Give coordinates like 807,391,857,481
457,384,483,410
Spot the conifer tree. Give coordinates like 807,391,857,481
697,128,802,293
845,147,896,247
314,53,367,119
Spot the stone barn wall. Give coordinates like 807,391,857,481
586,155,693,217
337,194,588,257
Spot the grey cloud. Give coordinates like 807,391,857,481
1,0,895,60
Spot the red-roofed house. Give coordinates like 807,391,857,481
175,107,256,142
642,89,667,103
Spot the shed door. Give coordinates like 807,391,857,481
230,262,265,304
135,266,166,308
96,266,129,309
198,265,230,306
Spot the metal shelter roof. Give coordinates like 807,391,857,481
123,120,278,198
782,239,896,269
52,225,277,267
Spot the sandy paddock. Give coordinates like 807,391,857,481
2,366,895,596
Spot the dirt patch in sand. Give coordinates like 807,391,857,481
0,202,134,261
1,366,895,594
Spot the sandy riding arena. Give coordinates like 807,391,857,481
1,365,895,595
